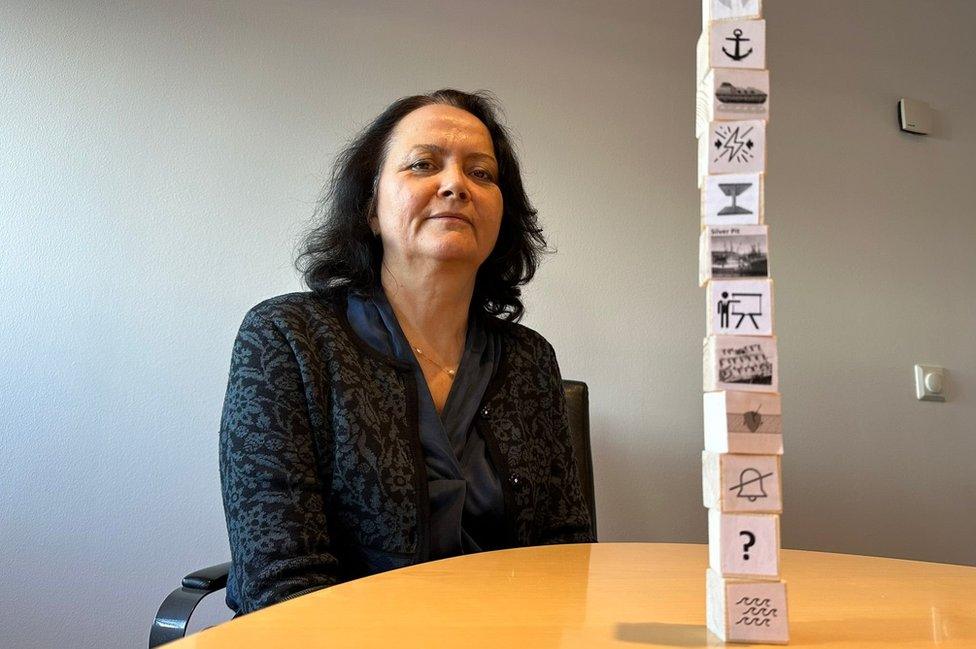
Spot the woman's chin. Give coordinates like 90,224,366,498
426,248,480,265
419,235,485,265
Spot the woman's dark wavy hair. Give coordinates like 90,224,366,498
295,89,547,322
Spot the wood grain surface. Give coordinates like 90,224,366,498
170,543,976,648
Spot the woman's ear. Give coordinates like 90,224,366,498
367,175,381,236
366,191,380,236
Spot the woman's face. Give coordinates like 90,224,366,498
371,104,503,274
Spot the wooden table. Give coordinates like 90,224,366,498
172,543,976,648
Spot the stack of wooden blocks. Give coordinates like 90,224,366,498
697,0,789,644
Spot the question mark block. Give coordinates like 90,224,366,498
704,391,783,455
709,510,780,578
707,569,789,644
703,451,782,513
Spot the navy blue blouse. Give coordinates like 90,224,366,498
345,289,506,558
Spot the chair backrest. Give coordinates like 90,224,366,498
562,380,597,539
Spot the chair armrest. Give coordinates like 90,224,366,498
149,562,231,648
181,562,230,591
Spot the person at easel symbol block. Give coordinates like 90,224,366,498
718,291,740,328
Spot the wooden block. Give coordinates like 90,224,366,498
708,509,780,578
703,0,762,27
701,172,763,226
699,224,769,286
707,278,773,336
697,19,766,82
703,335,778,393
702,451,782,513
698,119,766,187
704,391,783,455
707,569,789,644
696,69,769,138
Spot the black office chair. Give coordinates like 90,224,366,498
149,380,597,648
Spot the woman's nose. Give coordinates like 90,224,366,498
438,166,470,201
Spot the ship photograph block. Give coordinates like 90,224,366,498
698,0,789,643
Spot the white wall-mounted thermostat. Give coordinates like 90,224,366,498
899,98,934,135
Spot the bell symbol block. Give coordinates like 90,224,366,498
732,468,770,502
702,452,781,513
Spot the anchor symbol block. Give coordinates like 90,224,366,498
703,451,782,513
723,28,754,61
696,19,765,81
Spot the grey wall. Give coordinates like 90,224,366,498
2,2,973,648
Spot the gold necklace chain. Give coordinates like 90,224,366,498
411,346,457,377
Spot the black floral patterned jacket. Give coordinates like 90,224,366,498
219,292,594,614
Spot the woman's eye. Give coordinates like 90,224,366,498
410,160,435,171
471,168,495,181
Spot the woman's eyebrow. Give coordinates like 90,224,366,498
407,144,497,164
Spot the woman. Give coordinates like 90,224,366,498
219,89,594,616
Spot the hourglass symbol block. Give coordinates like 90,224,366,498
719,183,753,215
702,173,762,226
